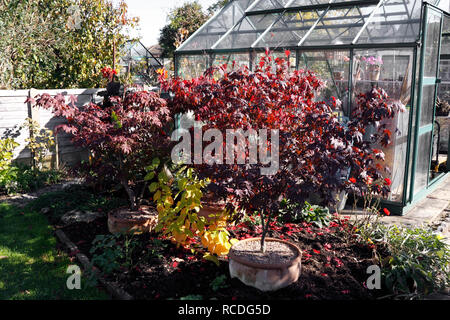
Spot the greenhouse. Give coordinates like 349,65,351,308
175,0,450,214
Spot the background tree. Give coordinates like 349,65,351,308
0,0,138,90
158,1,209,59
207,0,231,14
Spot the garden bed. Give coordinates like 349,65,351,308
54,213,388,300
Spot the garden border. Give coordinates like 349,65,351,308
54,229,134,300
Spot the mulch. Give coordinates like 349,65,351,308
54,212,390,300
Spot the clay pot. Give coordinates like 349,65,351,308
198,192,227,221
198,202,226,221
367,65,381,81
228,237,302,292
108,206,158,234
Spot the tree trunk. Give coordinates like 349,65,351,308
121,179,137,211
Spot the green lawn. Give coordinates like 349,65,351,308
0,202,109,300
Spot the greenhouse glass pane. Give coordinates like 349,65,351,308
297,50,350,113
423,10,442,77
213,52,251,69
352,49,414,104
215,13,280,49
356,0,422,44
250,0,290,11
442,16,450,55
414,131,432,195
177,55,209,79
254,10,321,48
420,85,437,126
302,6,375,45
352,48,414,202
287,0,368,6
178,0,248,51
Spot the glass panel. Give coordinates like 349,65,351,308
357,0,422,44
250,0,290,11
441,16,450,55
177,55,209,79
352,48,414,202
212,52,251,69
432,57,450,181
438,59,450,104
254,10,321,48
424,10,442,77
353,49,414,105
287,0,365,7
215,13,280,49
302,6,375,46
414,131,432,195
178,1,247,51
420,85,437,126
298,50,350,113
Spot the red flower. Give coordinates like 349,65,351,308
285,50,291,57
384,178,392,186
172,261,179,268
312,249,320,254
383,208,390,216
349,177,356,184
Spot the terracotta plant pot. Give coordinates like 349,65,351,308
198,192,228,221
108,205,158,234
228,237,302,292
198,202,226,221
367,65,381,81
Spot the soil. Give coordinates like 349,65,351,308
230,239,298,266
51,211,391,300
110,206,157,221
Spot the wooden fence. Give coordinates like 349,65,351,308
0,88,103,166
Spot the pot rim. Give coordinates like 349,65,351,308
228,237,302,270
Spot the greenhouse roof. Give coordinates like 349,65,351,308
176,0,449,53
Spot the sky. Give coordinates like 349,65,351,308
121,0,218,47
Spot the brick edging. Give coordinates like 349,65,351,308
55,229,133,300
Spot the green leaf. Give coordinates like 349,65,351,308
203,253,220,266
144,171,155,181
149,182,159,193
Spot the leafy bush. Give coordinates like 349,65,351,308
146,161,236,262
90,234,124,275
21,118,55,170
383,226,449,297
0,138,19,191
357,222,450,298
280,200,332,228
31,90,173,211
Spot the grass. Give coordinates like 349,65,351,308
0,202,109,300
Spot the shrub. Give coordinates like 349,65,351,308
160,51,403,252
30,90,173,210
361,223,450,298
21,117,55,170
146,162,235,261
0,138,19,192
279,200,332,228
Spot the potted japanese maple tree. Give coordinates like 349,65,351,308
161,51,401,291
30,89,173,234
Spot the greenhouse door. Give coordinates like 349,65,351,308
411,5,443,199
